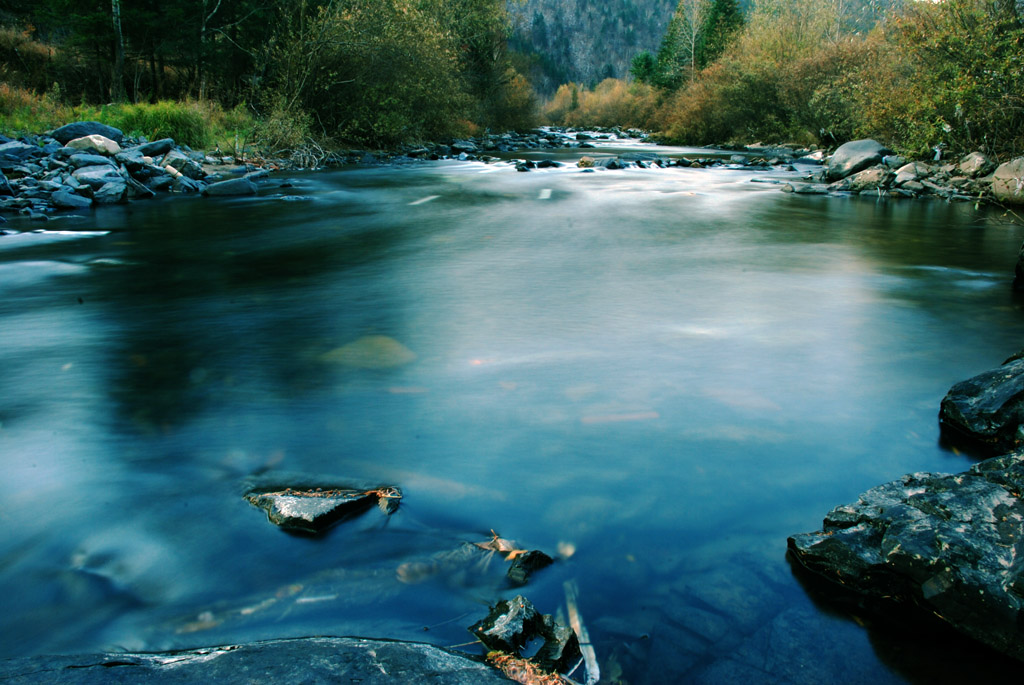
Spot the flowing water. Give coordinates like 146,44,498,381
3,141,1024,682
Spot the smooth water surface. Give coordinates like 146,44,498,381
3,145,1024,682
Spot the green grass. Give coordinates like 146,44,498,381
0,85,255,153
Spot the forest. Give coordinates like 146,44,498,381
546,0,1024,158
0,0,536,149
1,0,1023,158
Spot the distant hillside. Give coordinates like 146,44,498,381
509,0,910,96
508,0,677,94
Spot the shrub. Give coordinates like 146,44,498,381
542,79,661,130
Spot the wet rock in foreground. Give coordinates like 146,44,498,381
788,451,1024,661
245,486,401,534
939,356,1024,453
0,637,508,684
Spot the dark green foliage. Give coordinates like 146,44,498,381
699,0,743,65
630,51,657,84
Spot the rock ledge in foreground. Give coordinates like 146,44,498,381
788,451,1024,661
0,637,509,684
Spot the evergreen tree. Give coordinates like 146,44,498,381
699,0,744,66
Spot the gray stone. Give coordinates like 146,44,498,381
51,190,93,209
959,151,997,179
93,181,127,204
939,357,1024,452
826,139,892,181
993,158,1024,206
203,176,259,196
844,166,890,192
71,165,124,189
66,134,121,156
50,121,124,145
893,162,929,186
0,141,41,168
451,140,478,154
132,138,175,157
788,451,1024,661
172,176,205,193
68,153,115,169
0,637,508,684
162,150,205,180
245,485,401,534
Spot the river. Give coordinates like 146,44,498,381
2,140,1023,683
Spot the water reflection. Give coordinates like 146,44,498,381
1,154,1023,681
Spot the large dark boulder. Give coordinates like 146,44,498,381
939,357,1024,453
826,139,892,182
50,121,124,145
788,451,1024,662
0,637,509,684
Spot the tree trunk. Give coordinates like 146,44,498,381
111,0,126,102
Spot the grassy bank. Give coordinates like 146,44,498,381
0,85,255,153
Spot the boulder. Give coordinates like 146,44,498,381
826,139,892,181
893,162,930,187
93,181,127,204
66,134,121,156
959,151,996,179
788,451,1024,662
133,138,175,157
51,189,93,209
577,156,595,168
844,166,890,193
72,165,125,189
451,140,478,154
50,121,123,145
0,637,509,684
0,170,13,196
161,150,205,180
202,176,258,197
993,158,1024,206
939,357,1024,452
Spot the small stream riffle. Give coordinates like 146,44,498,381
2,144,1023,683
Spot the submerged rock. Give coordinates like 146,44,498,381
245,485,402,534
320,335,416,369
939,357,1024,453
788,451,1024,661
0,637,509,684
203,176,258,196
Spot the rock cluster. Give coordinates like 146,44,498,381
0,120,266,221
799,138,1020,203
398,126,650,161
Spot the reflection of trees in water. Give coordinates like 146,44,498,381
96,198,413,433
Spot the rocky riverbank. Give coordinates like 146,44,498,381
789,350,1024,661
